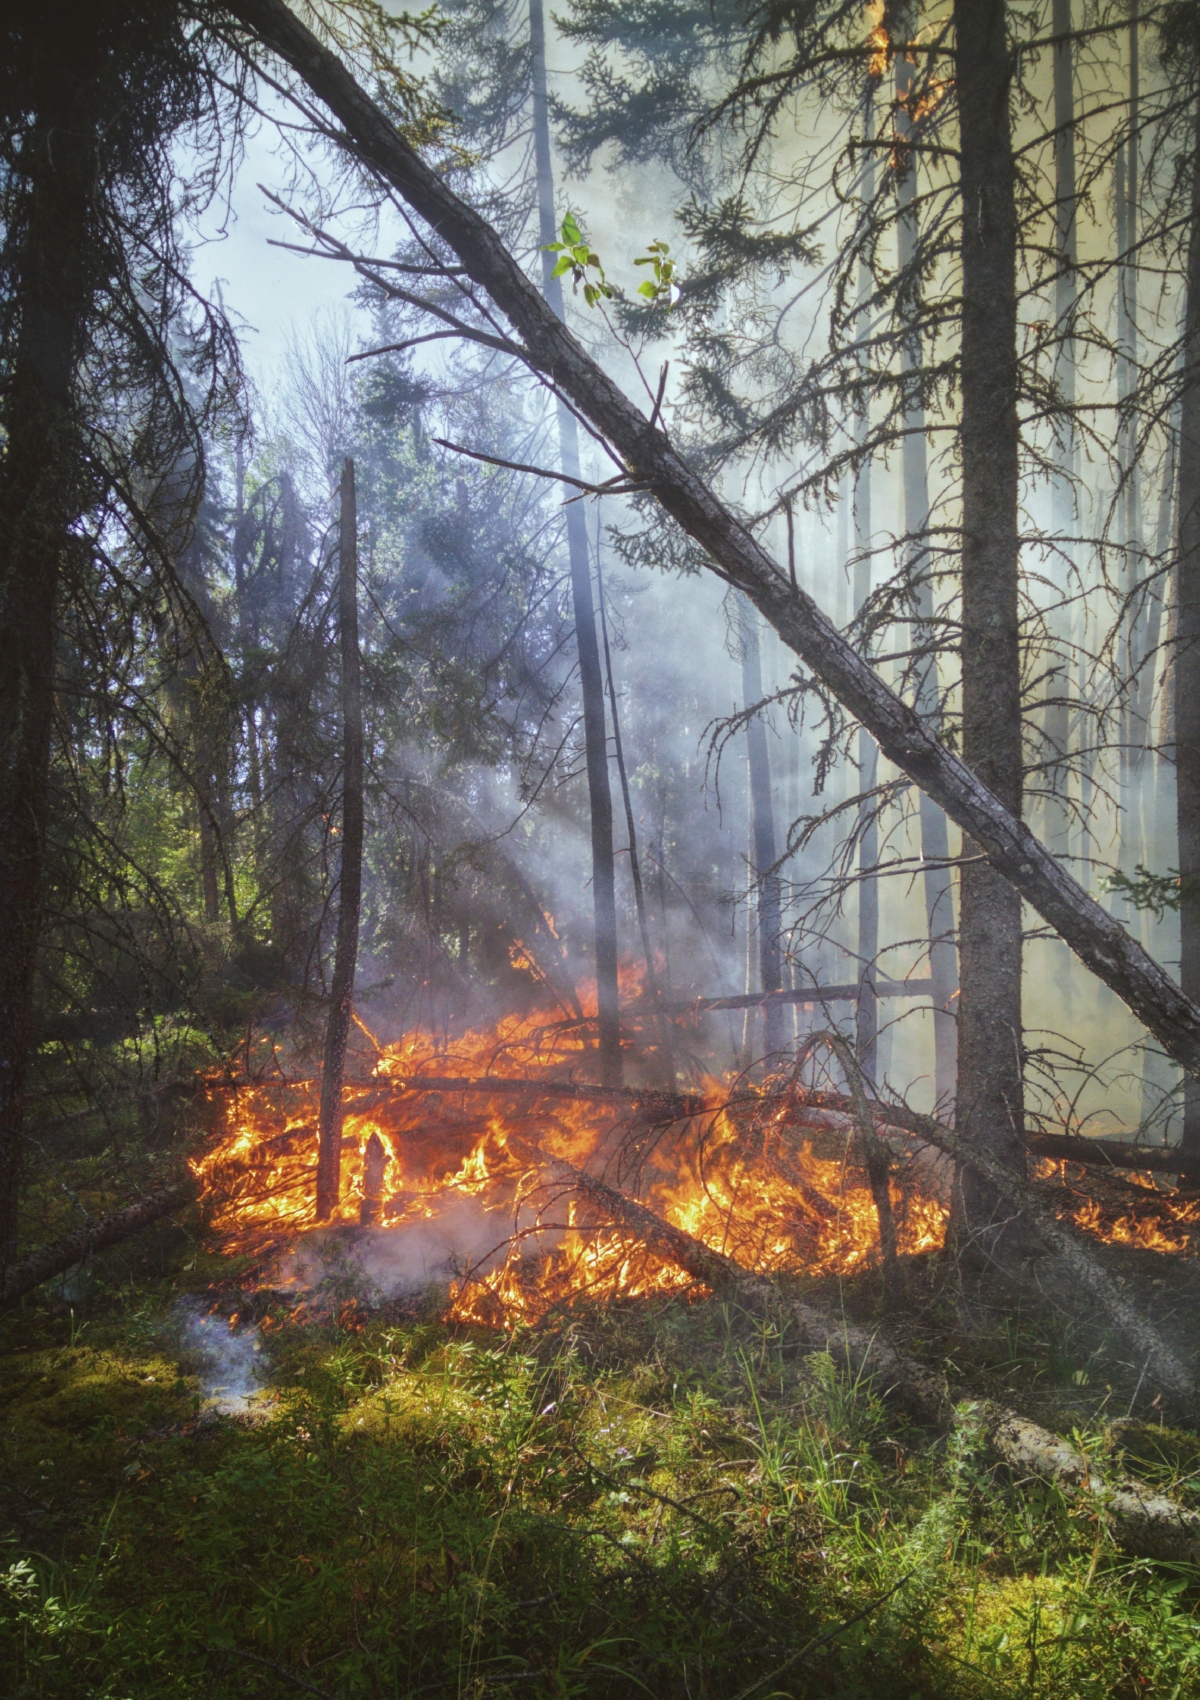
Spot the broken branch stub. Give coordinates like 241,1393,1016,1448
226,0,1200,1082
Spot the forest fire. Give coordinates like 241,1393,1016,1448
194,998,1200,1326
192,998,955,1325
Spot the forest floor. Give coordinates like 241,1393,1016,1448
4,1213,1200,1699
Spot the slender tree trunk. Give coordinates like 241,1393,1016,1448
895,32,958,1110
952,0,1027,1246
854,90,880,1084
739,599,786,1060
1175,93,1200,1176
316,458,364,1220
1047,0,1077,861
529,0,621,1084
237,0,1200,1084
0,112,93,1270
1117,21,1144,862
596,549,676,1088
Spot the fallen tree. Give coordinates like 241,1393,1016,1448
508,1141,1200,1562
0,1177,197,1309
221,0,1200,1084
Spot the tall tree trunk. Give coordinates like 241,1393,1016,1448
1175,92,1200,1177
854,88,880,1084
895,28,958,1110
1046,0,1077,861
952,0,1027,1246
596,547,675,1087
237,0,1200,1085
0,112,93,1269
739,599,786,1060
529,0,621,1084
316,458,364,1220
1118,21,1144,862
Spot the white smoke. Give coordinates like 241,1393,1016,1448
174,1296,271,1415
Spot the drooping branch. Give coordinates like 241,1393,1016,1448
223,0,1200,1087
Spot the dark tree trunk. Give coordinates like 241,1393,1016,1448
739,600,785,1061
0,112,93,1270
234,0,1200,1085
529,0,621,1084
1176,93,1200,1175
952,0,1028,1246
316,458,364,1220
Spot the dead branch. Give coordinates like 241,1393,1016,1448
0,1178,197,1309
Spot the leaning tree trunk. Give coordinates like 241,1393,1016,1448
1176,91,1200,1179
0,112,93,1272
231,0,1200,1088
951,0,1028,1249
529,0,621,1084
738,599,786,1061
316,458,365,1220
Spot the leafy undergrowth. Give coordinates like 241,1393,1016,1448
2,1283,1200,1699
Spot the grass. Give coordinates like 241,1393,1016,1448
3,1261,1200,1700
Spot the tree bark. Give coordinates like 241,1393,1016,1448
316,458,364,1219
1177,92,1200,1174
738,600,786,1061
0,112,94,1272
597,551,675,1087
951,0,1028,1248
228,0,1200,1088
529,0,621,1084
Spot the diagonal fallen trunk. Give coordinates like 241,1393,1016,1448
222,0,1200,1083
0,1178,197,1309
506,1133,953,1425
508,1140,1200,1560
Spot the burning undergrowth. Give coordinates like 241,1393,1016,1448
192,1001,953,1325
191,1000,1200,1331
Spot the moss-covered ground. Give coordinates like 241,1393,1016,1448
4,1237,1200,1700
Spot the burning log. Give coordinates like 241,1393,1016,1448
0,1178,197,1309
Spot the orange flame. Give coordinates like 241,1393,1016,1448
192,996,1196,1328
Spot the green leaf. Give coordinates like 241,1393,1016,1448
561,212,583,245
550,255,575,280
637,280,657,299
